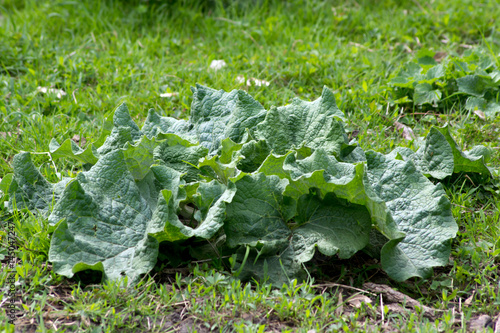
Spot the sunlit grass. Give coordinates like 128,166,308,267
1,0,499,331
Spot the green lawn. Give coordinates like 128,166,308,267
1,0,500,332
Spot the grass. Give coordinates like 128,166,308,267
1,0,500,331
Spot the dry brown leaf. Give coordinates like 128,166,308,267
434,51,448,62
394,121,416,140
335,291,343,316
474,110,486,120
0,131,21,140
71,135,87,147
464,292,475,307
459,44,473,49
347,294,372,308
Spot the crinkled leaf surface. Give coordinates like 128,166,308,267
255,86,350,156
392,128,455,180
97,104,143,156
153,134,209,183
392,126,491,180
141,109,194,140
224,173,294,249
257,151,310,200
293,192,372,261
139,85,267,156
191,180,227,221
6,152,71,213
235,138,271,173
233,191,372,285
122,136,162,181
189,84,267,154
260,149,403,241
8,84,481,285
150,165,235,242
366,151,458,281
48,150,161,283
198,138,246,184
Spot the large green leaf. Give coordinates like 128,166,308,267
235,138,271,173
5,152,71,213
153,134,209,183
224,173,294,249
457,75,489,97
48,103,143,165
366,151,458,281
259,149,403,241
141,109,194,140
48,150,162,283
138,85,268,156
395,125,491,179
292,192,372,261
391,129,454,180
97,103,143,156
231,191,373,285
413,82,442,105
255,86,350,156
150,165,236,242
189,84,267,154
49,138,99,165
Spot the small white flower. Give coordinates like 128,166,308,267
235,75,270,87
394,121,415,141
210,60,227,70
251,78,270,87
37,86,67,99
236,75,246,84
160,92,179,98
